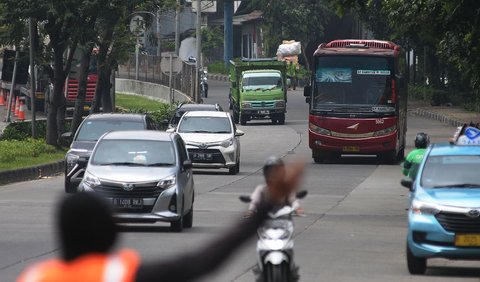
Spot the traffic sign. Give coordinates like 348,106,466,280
130,15,145,36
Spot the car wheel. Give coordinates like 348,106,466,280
229,164,237,175
183,207,193,228
65,179,77,193
171,199,184,232
406,242,426,274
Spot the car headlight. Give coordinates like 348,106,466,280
309,122,331,136
411,199,441,215
275,101,285,108
221,138,233,148
241,102,251,108
157,175,176,189
83,171,101,189
374,125,397,137
66,153,80,166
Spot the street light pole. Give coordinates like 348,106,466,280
29,18,36,138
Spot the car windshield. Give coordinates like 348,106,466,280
178,116,231,133
76,120,144,141
421,155,480,188
91,140,176,166
242,74,282,91
313,56,394,109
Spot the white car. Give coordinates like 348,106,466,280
172,111,244,174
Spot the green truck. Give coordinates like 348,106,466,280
229,58,287,125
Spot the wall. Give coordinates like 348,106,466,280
115,78,192,104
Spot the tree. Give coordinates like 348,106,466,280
248,0,333,69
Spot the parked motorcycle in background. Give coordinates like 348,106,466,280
239,190,307,282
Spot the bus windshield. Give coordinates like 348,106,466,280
313,56,394,110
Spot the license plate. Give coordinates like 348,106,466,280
455,234,480,246
193,153,212,160
259,110,270,114
112,198,143,209
342,146,360,152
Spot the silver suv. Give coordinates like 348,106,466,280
78,130,194,232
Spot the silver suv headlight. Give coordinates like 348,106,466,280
157,175,176,189
221,138,234,148
66,153,79,164
83,171,101,189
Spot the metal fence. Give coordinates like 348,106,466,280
116,54,198,100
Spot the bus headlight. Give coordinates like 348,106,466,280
374,125,396,137
309,122,331,136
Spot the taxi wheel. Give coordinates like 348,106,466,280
406,243,426,274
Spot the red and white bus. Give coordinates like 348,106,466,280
304,40,407,163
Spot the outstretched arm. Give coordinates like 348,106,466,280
135,160,305,282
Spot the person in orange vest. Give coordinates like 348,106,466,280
17,160,305,282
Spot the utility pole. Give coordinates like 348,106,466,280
29,18,37,138
6,50,18,123
224,0,233,68
195,0,202,103
156,10,161,56
175,0,180,55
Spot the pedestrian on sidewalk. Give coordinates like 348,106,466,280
17,160,305,282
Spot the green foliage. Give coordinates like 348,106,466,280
201,26,224,61
1,121,47,141
207,61,229,75
0,139,57,163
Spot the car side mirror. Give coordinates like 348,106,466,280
61,132,73,140
166,128,175,133
77,157,88,166
401,178,413,190
235,129,245,137
303,85,311,97
183,160,192,169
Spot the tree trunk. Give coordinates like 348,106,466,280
46,46,65,146
71,45,93,134
92,22,115,113
100,67,113,112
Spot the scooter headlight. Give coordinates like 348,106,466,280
258,220,293,240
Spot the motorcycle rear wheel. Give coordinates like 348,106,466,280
264,263,289,282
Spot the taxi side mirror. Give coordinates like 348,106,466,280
401,178,413,190
304,85,311,97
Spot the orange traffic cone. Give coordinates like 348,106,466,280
14,96,20,116
10,94,16,113
0,90,5,106
18,99,26,121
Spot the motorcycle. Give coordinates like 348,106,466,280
200,69,208,98
239,190,307,282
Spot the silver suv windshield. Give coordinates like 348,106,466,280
178,116,231,134
76,120,144,141
91,140,176,166
421,155,480,188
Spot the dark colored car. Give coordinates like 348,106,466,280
166,103,223,129
63,113,158,193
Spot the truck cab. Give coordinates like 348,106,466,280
230,58,287,125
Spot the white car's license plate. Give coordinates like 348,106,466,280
112,198,143,209
193,153,213,160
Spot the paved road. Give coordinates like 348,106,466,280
1,80,479,281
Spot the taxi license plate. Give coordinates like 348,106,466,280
193,153,212,161
455,234,480,246
112,198,143,209
342,146,360,152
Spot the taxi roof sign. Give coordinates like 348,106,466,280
451,123,480,145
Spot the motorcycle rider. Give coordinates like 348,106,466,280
403,132,430,179
246,156,304,217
